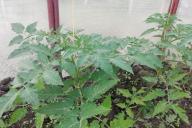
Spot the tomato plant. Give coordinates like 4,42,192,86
0,13,191,128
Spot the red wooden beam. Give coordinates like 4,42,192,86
47,0,60,30
168,0,180,15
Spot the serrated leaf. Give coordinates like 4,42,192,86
111,57,133,73
38,86,63,100
11,23,25,33
143,89,165,101
101,96,112,109
131,97,145,105
117,89,132,98
166,114,177,123
83,79,118,102
9,35,23,46
89,121,100,128
26,22,37,34
56,117,79,128
126,108,134,118
8,108,27,126
37,53,49,64
81,103,110,120
35,113,45,128
8,47,30,59
110,116,135,128
97,57,115,77
30,44,51,56
0,119,6,128
134,54,162,69
0,90,19,117
76,54,90,68
153,101,168,116
169,89,190,101
141,28,156,36
142,76,158,83
35,78,45,90
168,72,187,85
116,103,126,109
20,87,39,105
43,69,63,85
37,101,73,116
171,104,189,124
159,122,166,128
61,61,76,77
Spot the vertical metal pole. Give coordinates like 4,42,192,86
47,0,60,30
47,0,55,29
168,0,180,15
53,0,60,29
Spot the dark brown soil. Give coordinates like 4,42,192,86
0,77,13,96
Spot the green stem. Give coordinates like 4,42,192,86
94,116,110,128
165,83,170,103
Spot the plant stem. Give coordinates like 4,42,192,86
94,116,110,128
77,85,84,105
165,83,170,103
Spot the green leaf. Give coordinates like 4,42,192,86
8,47,30,59
11,23,25,33
141,28,156,36
110,116,135,128
166,114,177,123
30,44,51,56
97,57,115,77
131,97,145,105
81,103,110,120
169,89,190,101
126,108,134,118
37,53,49,64
20,87,39,105
37,101,73,116
8,108,27,126
168,72,187,85
56,117,79,128
142,76,158,83
133,54,162,69
76,54,90,68
89,121,100,128
9,35,23,46
101,96,112,109
83,79,118,102
143,89,165,101
0,90,19,117
116,103,126,109
117,89,132,98
153,101,168,116
26,22,37,34
35,113,45,128
111,57,133,73
43,69,63,85
0,119,6,128
35,78,45,90
61,61,76,77
38,86,63,100
159,122,166,128
171,104,189,124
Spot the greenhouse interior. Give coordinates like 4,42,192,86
0,0,192,127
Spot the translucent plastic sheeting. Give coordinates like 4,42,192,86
0,0,48,79
177,0,192,23
59,0,171,37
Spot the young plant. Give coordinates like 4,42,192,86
0,13,191,128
